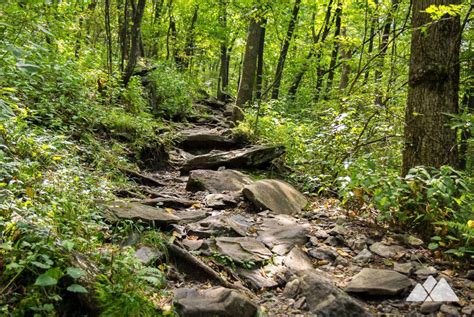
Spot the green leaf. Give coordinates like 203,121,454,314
66,267,85,279
428,242,439,250
35,274,58,287
32,261,51,269
66,284,88,293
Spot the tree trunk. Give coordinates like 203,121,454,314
460,54,473,170
233,11,263,122
338,28,351,90
288,0,333,99
255,18,267,100
271,0,301,100
181,5,199,70
119,0,130,72
217,0,230,101
374,0,399,105
105,0,113,77
123,0,147,86
402,0,461,175
324,1,342,99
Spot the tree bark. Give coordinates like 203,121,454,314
288,0,333,99
338,28,352,90
374,0,399,105
233,10,263,122
180,5,199,70
123,0,147,86
217,0,230,101
271,0,301,100
402,0,461,175
105,0,113,77
324,1,342,98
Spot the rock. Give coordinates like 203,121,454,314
324,235,346,247
283,247,314,272
134,246,163,265
186,214,253,238
440,304,460,317
243,179,308,215
182,239,204,251
461,305,474,316
283,278,300,298
186,215,232,238
186,169,253,193
257,215,309,255
419,302,442,314
404,235,424,247
293,296,307,310
346,268,412,296
312,230,329,240
174,287,258,317
104,201,207,226
466,270,474,280
226,215,253,236
204,193,239,209
236,268,278,290
181,145,285,172
329,225,347,236
298,270,367,316
215,237,272,263
353,248,373,264
369,242,405,258
139,195,196,209
177,127,237,153
393,262,415,275
415,266,438,277
348,235,367,252
308,246,338,262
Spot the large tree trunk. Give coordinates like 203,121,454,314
233,11,263,122
402,0,461,176
217,0,230,101
105,0,113,77
271,0,301,100
123,0,147,86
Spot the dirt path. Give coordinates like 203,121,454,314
107,99,473,316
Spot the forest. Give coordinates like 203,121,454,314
0,0,473,316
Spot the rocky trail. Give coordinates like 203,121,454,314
106,99,473,316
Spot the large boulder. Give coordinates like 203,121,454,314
181,145,285,172
186,169,253,193
345,268,412,296
296,270,367,316
174,287,258,317
243,180,308,215
104,201,207,226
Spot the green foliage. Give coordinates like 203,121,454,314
147,64,193,119
339,165,474,258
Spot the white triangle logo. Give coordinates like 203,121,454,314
406,276,459,302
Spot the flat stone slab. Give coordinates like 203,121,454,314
243,179,307,215
369,242,405,258
134,246,163,265
204,193,239,209
215,237,272,263
104,201,207,225
181,145,285,172
186,214,253,238
177,127,237,153
257,215,309,255
186,169,253,193
345,268,412,296
283,247,314,272
236,268,278,291
298,270,367,316
174,287,258,317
